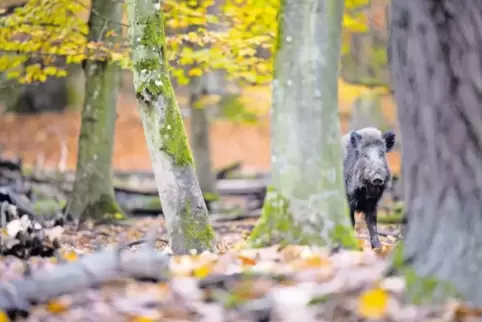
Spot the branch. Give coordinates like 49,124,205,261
0,246,170,312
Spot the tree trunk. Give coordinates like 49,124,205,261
389,0,482,305
350,92,390,132
66,0,124,224
126,0,215,254
189,76,217,198
248,0,357,248
341,0,390,88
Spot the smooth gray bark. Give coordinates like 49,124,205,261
249,0,356,248
66,0,123,224
189,76,216,196
389,0,482,305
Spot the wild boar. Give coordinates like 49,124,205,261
341,127,396,249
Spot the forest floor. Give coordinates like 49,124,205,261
1,214,479,322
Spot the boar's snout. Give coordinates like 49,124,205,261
371,176,385,186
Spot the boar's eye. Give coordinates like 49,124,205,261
362,153,369,159
379,151,385,157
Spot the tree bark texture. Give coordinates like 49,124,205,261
389,0,482,305
189,76,216,197
66,0,123,224
126,0,215,254
248,0,357,248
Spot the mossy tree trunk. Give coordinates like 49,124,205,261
126,0,215,254
389,0,482,305
248,0,357,249
66,0,124,225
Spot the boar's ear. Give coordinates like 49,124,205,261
350,131,362,149
382,130,396,152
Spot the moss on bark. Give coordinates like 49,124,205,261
126,0,215,254
67,0,124,225
248,187,358,249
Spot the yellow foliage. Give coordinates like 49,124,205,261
358,287,389,319
1,0,369,85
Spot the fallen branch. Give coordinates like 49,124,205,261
0,245,170,312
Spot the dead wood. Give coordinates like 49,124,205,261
0,245,170,312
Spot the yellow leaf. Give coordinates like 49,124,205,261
62,250,78,262
188,68,203,77
113,212,124,219
238,254,256,266
129,316,155,322
46,299,69,314
0,311,9,322
193,262,213,279
358,287,389,319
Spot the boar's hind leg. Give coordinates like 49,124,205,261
365,210,381,249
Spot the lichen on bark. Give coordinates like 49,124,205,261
126,0,215,254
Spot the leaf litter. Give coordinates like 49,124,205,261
0,217,480,322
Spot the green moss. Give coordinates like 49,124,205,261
180,199,215,252
134,58,161,72
159,101,194,167
329,223,359,250
389,242,462,305
247,186,325,248
146,196,162,208
203,192,220,202
81,193,127,223
139,12,164,48
274,0,285,52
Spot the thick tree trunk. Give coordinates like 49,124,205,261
126,0,215,254
189,76,216,198
248,0,357,248
389,0,482,305
66,0,123,224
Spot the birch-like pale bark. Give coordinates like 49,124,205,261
389,0,482,305
67,0,123,224
126,0,215,254
248,0,357,248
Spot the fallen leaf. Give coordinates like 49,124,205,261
62,250,78,262
238,254,256,266
0,311,9,322
46,299,70,314
193,262,213,279
358,287,389,319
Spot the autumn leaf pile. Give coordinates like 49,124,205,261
0,218,478,322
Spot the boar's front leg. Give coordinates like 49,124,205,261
364,210,381,249
349,207,356,227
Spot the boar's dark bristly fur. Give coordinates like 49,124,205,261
341,127,396,249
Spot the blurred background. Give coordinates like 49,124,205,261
0,0,399,184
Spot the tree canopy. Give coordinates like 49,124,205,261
0,0,369,85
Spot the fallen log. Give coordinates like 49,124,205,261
0,245,170,312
